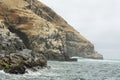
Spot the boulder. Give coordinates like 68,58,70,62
4,64,26,74
0,49,47,74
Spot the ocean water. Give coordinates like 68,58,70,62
0,59,120,80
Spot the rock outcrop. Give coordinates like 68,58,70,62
0,21,26,54
0,0,103,63
0,19,47,74
0,49,47,74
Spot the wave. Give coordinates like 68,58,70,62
78,58,120,63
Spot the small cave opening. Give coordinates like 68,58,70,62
8,26,30,49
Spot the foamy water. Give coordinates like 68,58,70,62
0,59,120,80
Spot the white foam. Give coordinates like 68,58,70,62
78,58,120,63
24,70,42,76
0,70,5,73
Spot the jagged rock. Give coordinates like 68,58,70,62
4,64,26,74
0,0,103,62
0,18,47,74
0,49,47,74
0,20,26,54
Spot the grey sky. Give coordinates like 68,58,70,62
39,0,120,60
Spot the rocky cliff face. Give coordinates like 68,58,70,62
0,20,26,54
0,19,47,74
0,0,103,60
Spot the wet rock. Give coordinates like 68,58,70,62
4,64,26,74
80,78,86,80
0,49,47,74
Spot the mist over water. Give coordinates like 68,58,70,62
1,59,120,80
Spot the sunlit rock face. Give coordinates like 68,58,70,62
0,0,103,60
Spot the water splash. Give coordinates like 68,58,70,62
1,60,120,80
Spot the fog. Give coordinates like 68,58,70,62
39,0,120,60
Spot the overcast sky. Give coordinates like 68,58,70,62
39,0,120,60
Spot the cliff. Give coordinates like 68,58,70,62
0,0,103,61
0,21,47,74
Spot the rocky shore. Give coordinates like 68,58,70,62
0,49,47,74
0,0,103,74
0,25,47,74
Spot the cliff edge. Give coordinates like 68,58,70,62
0,0,103,60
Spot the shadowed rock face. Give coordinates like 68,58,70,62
0,20,26,54
0,0,103,60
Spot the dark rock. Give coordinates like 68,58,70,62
4,64,26,74
0,26,26,54
0,49,47,74
66,58,77,61
80,78,86,80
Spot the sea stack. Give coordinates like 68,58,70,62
0,0,103,63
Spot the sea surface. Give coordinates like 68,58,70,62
0,59,120,80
